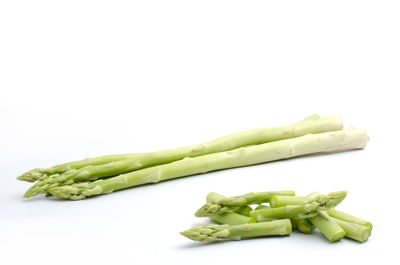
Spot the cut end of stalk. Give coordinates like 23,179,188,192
364,222,373,231
359,230,371,243
330,231,346,242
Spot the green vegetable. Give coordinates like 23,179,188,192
23,114,343,197
251,204,320,221
327,209,372,230
48,129,368,200
270,195,307,207
209,212,255,225
17,154,137,182
235,206,252,216
207,191,296,206
182,190,372,244
270,191,348,211
309,213,345,242
196,190,295,217
293,218,314,234
180,219,292,242
320,212,371,242
250,191,347,221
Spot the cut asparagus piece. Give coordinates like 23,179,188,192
250,203,321,221
181,219,292,242
320,212,371,242
270,191,348,211
309,213,345,242
19,114,342,183
327,209,372,230
48,128,368,200
209,212,255,225
270,195,307,207
235,206,252,217
293,218,314,234
196,190,294,217
209,191,296,206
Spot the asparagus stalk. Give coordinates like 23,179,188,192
208,191,295,206
196,190,294,217
269,195,306,208
327,209,372,230
270,191,348,211
48,128,368,200
234,206,252,216
181,219,292,242
19,114,342,183
23,115,343,196
320,212,371,242
209,212,255,225
270,195,307,207
309,213,345,242
250,203,321,221
250,191,347,221
293,218,314,234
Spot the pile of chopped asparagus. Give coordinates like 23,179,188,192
181,190,372,243
18,114,369,200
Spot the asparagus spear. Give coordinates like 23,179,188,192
208,191,295,206
235,206,252,216
327,209,372,230
320,212,371,242
309,213,345,242
270,191,348,211
23,115,343,196
250,203,321,221
180,219,292,242
209,212,255,225
19,114,342,183
250,191,347,221
270,195,307,207
48,128,368,200
195,190,295,217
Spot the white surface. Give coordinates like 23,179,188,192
1,1,399,264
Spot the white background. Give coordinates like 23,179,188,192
1,1,399,264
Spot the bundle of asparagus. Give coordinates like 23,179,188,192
181,190,372,243
18,114,369,200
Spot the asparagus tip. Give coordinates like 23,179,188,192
48,183,102,200
17,168,46,182
194,203,228,217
